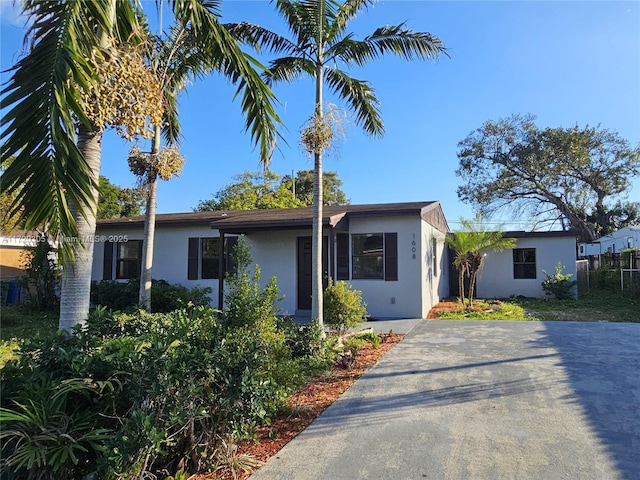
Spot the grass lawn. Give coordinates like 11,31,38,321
433,288,639,323
0,306,58,366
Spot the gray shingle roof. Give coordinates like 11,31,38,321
97,201,449,232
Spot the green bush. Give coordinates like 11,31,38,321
1,239,330,478
323,280,368,335
21,238,60,311
593,266,621,290
541,262,577,300
90,279,212,312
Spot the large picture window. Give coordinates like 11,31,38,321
116,240,142,279
350,233,397,281
513,248,536,279
352,234,384,279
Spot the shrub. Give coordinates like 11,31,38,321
21,238,60,311
2,239,330,478
323,280,367,335
541,262,577,300
90,279,212,312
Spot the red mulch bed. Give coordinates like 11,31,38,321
195,332,404,480
427,300,462,318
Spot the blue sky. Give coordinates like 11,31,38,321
1,1,639,230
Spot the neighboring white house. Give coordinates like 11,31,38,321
93,201,451,319
474,231,580,299
578,226,640,257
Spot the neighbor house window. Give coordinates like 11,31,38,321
513,248,536,279
351,233,397,281
188,237,237,280
116,240,142,279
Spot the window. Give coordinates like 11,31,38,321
116,240,142,279
201,238,221,279
513,248,536,279
351,233,397,281
188,237,237,280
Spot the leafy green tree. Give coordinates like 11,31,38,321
97,176,144,219
457,114,640,241
252,0,447,327
195,169,348,210
196,171,303,211
446,217,516,307
1,1,282,329
285,170,349,206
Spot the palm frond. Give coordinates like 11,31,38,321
263,56,316,85
324,67,383,137
327,24,448,65
1,1,105,239
224,22,297,55
274,0,318,50
159,2,284,163
327,0,376,42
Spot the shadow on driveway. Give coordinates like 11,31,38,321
532,321,640,480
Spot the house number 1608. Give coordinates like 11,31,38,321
412,234,417,259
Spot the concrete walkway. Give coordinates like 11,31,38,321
250,320,640,480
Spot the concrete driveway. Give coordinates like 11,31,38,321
250,320,640,480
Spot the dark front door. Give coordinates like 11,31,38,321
297,236,328,310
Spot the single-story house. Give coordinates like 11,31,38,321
93,201,581,317
578,226,640,257
473,230,580,299
94,201,451,319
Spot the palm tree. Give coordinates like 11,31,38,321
133,17,286,309
446,217,517,307
1,0,282,329
252,0,447,328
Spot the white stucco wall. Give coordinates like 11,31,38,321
242,230,303,316
476,236,577,299
347,216,424,319
94,224,222,300
421,222,448,317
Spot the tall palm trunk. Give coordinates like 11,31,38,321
59,126,102,331
138,127,161,309
311,1,325,331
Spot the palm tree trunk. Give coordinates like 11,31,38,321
468,270,477,308
311,0,325,333
59,126,102,331
138,127,161,309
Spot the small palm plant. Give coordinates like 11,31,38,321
446,216,517,308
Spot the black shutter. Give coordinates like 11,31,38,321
102,241,113,280
384,233,398,281
188,237,199,280
336,233,349,280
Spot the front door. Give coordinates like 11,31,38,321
297,236,328,310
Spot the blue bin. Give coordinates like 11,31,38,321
6,280,22,305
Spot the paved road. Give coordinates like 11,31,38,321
250,320,640,480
